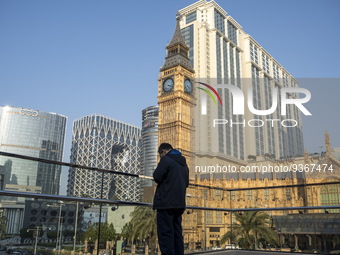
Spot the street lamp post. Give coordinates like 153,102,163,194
73,202,79,254
48,201,64,254
203,189,207,251
57,202,63,254
34,227,39,255
224,212,233,247
277,229,283,250
229,191,233,246
313,215,317,252
97,171,105,255
187,191,207,251
27,226,45,255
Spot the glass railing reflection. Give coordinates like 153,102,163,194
0,151,340,255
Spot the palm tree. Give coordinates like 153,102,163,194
130,205,157,253
221,211,278,250
83,222,116,243
0,213,6,239
121,222,134,245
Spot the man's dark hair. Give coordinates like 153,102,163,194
158,143,173,154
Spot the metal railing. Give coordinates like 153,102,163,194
0,151,339,255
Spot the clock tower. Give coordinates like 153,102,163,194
158,15,195,170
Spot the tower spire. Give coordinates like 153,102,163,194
325,131,332,156
160,14,193,72
168,14,188,47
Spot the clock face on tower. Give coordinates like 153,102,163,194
184,79,192,93
163,78,174,92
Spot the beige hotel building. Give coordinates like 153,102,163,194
177,0,304,166
156,0,340,251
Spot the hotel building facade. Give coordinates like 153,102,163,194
67,114,142,202
177,0,304,166
0,106,66,234
155,0,340,251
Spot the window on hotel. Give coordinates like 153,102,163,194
186,11,197,24
262,53,270,74
228,21,237,45
250,42,259,65
214,9,225,33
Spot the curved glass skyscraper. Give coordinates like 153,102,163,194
0,106,67,195
141,106,158,187
0,106,67,234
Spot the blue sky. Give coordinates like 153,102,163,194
1,0,339,166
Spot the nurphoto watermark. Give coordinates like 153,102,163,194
196,80,312,128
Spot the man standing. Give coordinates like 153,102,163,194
153,143,189,255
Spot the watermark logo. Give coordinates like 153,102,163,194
196,82,222,115
198,83,312,116
196,82,312,128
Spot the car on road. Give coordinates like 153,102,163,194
212,246,222,250
225,244,239,249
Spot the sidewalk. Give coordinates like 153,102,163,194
188,250,317,255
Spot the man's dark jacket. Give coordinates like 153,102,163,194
153,149,189,210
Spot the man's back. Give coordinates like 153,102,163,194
153,149,189,209
153,143,188,255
